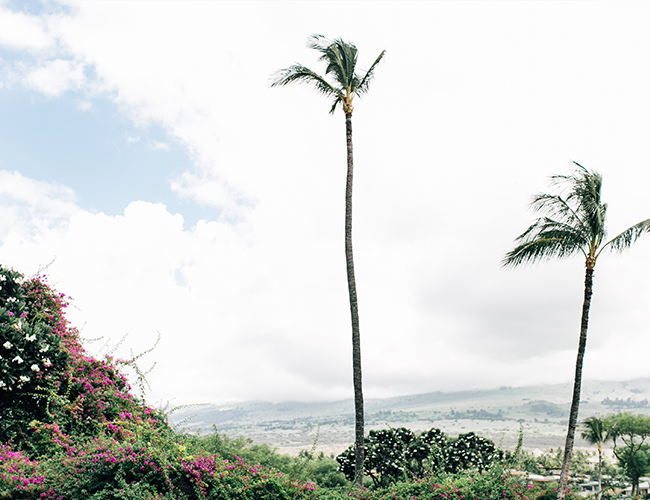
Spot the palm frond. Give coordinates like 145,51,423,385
575,177,606,241
503,235,585,268
271,64,341,99
328,38,358,88
553,162,607,243
503,218,586,268
308,35,358,89
581,416,607,445
307,34,330,52
531,194,582,226
356,50,386,96
329,95,344,115
601,218,650,254
531,193,592,243
538,217,591,246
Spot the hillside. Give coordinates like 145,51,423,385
171,378,650,456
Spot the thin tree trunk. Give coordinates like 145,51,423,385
345,112,364,487
597,444,602,500
557,266,594,500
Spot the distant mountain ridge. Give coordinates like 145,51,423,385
171,378,650,456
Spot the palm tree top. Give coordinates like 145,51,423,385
581,416,607,445
271,34,386,115
503,162,650,269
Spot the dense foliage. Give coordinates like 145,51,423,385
191,429,347,488
0,268,70,445
0,267,165,456
336,427,503,487
605,412,650,495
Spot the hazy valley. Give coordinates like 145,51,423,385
171,378,650,456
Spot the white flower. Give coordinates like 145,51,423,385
19,375,30,383
0,380,5,388
0,275,6,281
42,358,52,367
6,297,17,303
25,334,36,342
3,341,12,349
39,345,49,353
12,356,23,364
30,364,40,372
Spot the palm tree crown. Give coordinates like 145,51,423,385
581,416,607,448
503,162,650,269
271,35,385,115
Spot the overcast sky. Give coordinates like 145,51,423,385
1,0,650,408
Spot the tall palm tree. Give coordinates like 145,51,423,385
581,416,609,500
503,162,650,500
271,35,385,486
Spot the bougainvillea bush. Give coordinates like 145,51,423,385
0,266,164,454
0,266,321,499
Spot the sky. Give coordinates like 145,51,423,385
1,0,650,408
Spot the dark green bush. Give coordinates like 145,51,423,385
337,427,502,487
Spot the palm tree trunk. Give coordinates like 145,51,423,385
597,444,602,500
557,266,594,500
345,111,365,487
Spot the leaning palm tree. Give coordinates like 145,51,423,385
503,162,650,500
581,416,609,500
271,35,385,486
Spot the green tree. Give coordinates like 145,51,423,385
444,432,502,474
272,35,385,487
581,416,609,500
503,163,650,500
336,427,502,487
605,412,650,496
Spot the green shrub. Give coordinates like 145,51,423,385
337,427,503,487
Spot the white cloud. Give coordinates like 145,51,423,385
0,170,80,243
170,171,254,219
76,99,92,111
24,58,86,96
0,6,53,51
151,141,170,151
